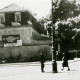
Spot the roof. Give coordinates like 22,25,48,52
0,3,27,13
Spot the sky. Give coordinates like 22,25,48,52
0,0,51,19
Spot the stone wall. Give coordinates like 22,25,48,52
0,26,52,62
0,45,52,62
0,26,43,46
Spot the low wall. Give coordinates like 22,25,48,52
0,44,52,63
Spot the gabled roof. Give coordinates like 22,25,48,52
0,3,27,13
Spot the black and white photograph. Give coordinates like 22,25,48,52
0,0,80,80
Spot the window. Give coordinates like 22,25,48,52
15,12,21,22
0,14,5,23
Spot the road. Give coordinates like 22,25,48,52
0,59,80,80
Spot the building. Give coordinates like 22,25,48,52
0,4,52,63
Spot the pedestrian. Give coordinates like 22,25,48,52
39,51,45,72
61,51,70,71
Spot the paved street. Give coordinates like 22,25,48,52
0,59,80,80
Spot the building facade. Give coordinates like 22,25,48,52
0,4,52,63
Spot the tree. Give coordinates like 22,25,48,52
38,0,80,50
57,22,76,50
50,0,80,50
52,0,80,24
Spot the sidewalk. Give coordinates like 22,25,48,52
0,59,80,80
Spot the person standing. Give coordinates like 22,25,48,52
61,51,70,71
39,52,45,72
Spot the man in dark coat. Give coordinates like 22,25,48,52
39,52,45,72
62,51,70,71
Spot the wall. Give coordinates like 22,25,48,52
0,26,51,46
0,26,31,44
0,26,43,45
0,26,52,62
0,45,52,62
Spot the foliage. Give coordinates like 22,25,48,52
39,0,80,50
57,22,76,50
52,0,80,24
52,0,80,50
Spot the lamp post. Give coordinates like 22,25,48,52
51,0,58,73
